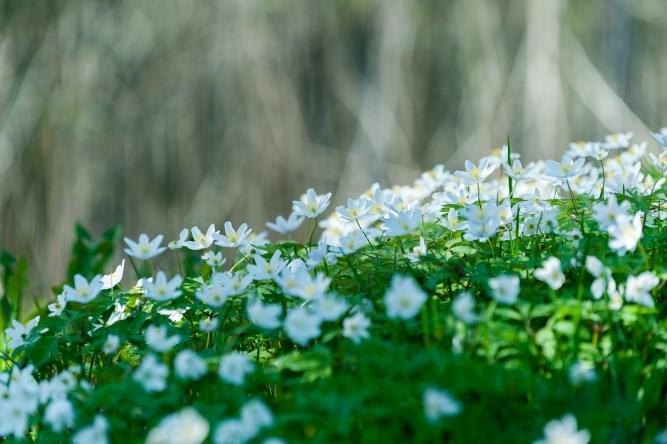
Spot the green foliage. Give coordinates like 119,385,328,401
0,250,28,331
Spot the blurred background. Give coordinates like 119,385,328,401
0,0,666,295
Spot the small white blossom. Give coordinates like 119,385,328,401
44,398,75,432
384,275,428,320
534,257,566,290
213,419,254,444
488,275,520,305
312,293,349,321
336,197,372,221
202,251,226,268
568,361,597,386
175,350,208,380
168,228,190,250
608,212,643,256
101,260,125,289
145,325,180,352
214,222,252,249
545,155,585,179
146,408,210,444
292,188,332,219
63,274,104,304
183,225,218,250
533,414,590,444
134,355,169,392
342,312,371,344
452,292,478,324
454,158,497,185
218,352,254,385
124,234,167,260
423,388,462,422
102,334,121,355
240,399,274,437
48,293,68,317
247,299,282,330
266,212,305,234
4,316,40,351
199,317,220,333
384,208,422,237
73,415,109,444
143,271,183,302
624,272,659,308
284,307,322,346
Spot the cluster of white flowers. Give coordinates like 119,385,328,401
0,365,78,438
2,130,666,442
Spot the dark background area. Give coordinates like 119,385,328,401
0,0,665,296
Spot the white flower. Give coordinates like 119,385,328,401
534,257,566,290
214,222,252,249
202,251,226,268
199,317,219,333
48,293,68,317
441,208,468,231
503,159,537,181
44,398,75,432
218,271,254,296
452,292,478,324
124,234,167,260
624,272,659,308
247,299,282,330
454,158,497,185
533,414,590,444
195,281,229,308
146,408,210,444
134,355,169,392
101,260,125,289
213,419,254,444
4,316,40,351
168,228,190,250
183,225,218,250
240,399,274,436
0,399,29,437
605,131,633,149
592,195,631,230
247,251,285,281
488,275,520,305
73,415,109,444
585,256,614,300
284,307,322,346
292,272,331,301
384,275,428,320
423,388,462,422
292,188,332,219
145,325,180,352
342,312,371,344
63,274,104,304
336,197,372,221
218,352,254,385
384,208,422,237
175,350,208,380
545,155,585,179
102,334,121,355
568,361,597,386
312,294,349,321
143,271,183,301
608,212,643,256
266,212,305,234
651,127,667,148
407,236,428,262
